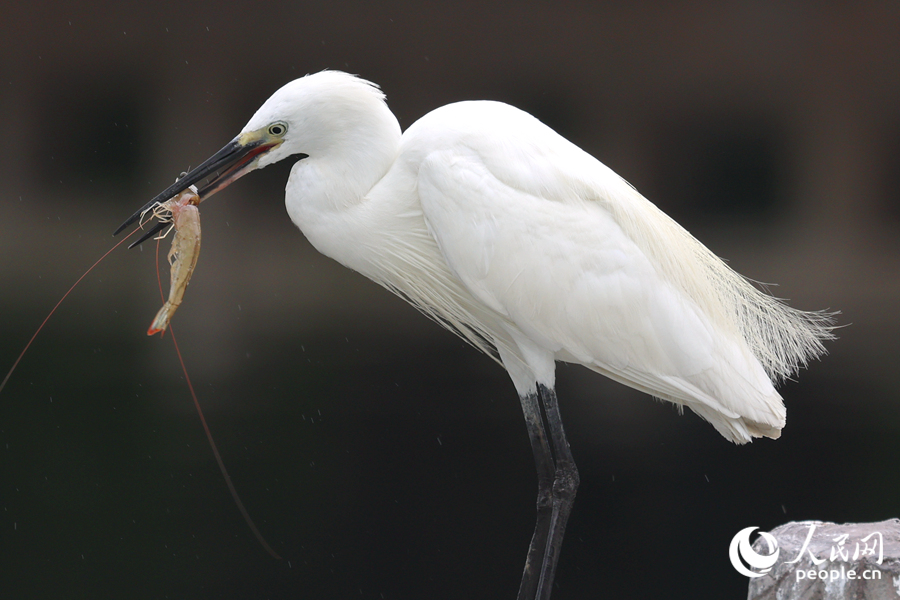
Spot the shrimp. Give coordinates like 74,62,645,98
1,186,280,561
146,185,202,335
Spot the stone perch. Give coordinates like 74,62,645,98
747,519,900,600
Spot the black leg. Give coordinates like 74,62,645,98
517,388,555,600
517,383,580,600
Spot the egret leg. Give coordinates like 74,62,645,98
517,383,580,600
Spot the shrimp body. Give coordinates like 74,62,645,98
147,187,202,335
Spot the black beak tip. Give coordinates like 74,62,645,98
114,198,161,237
114,136,249,239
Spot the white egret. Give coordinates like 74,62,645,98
116,71,834,600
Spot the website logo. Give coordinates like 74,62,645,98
728,523,886,585
729,526,780,578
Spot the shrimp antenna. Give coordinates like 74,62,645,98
154,240,281,560
167,326,283,560
0,227,140,395
129,221,170,249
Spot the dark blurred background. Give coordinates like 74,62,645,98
2,2,899,599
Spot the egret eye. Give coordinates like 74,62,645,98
268,123,287,137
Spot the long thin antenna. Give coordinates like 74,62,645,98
154,240,282,560
0,228,139,395
168,327,283,560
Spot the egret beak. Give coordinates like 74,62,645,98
114,132,281,238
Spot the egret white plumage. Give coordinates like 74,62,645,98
116,71,834,600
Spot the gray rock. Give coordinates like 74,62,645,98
746,519,900,600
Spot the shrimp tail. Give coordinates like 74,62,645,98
148,301,180,335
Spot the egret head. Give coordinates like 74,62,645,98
242,71,389,169
114,71,392,237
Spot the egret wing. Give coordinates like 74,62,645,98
413,120,785,442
